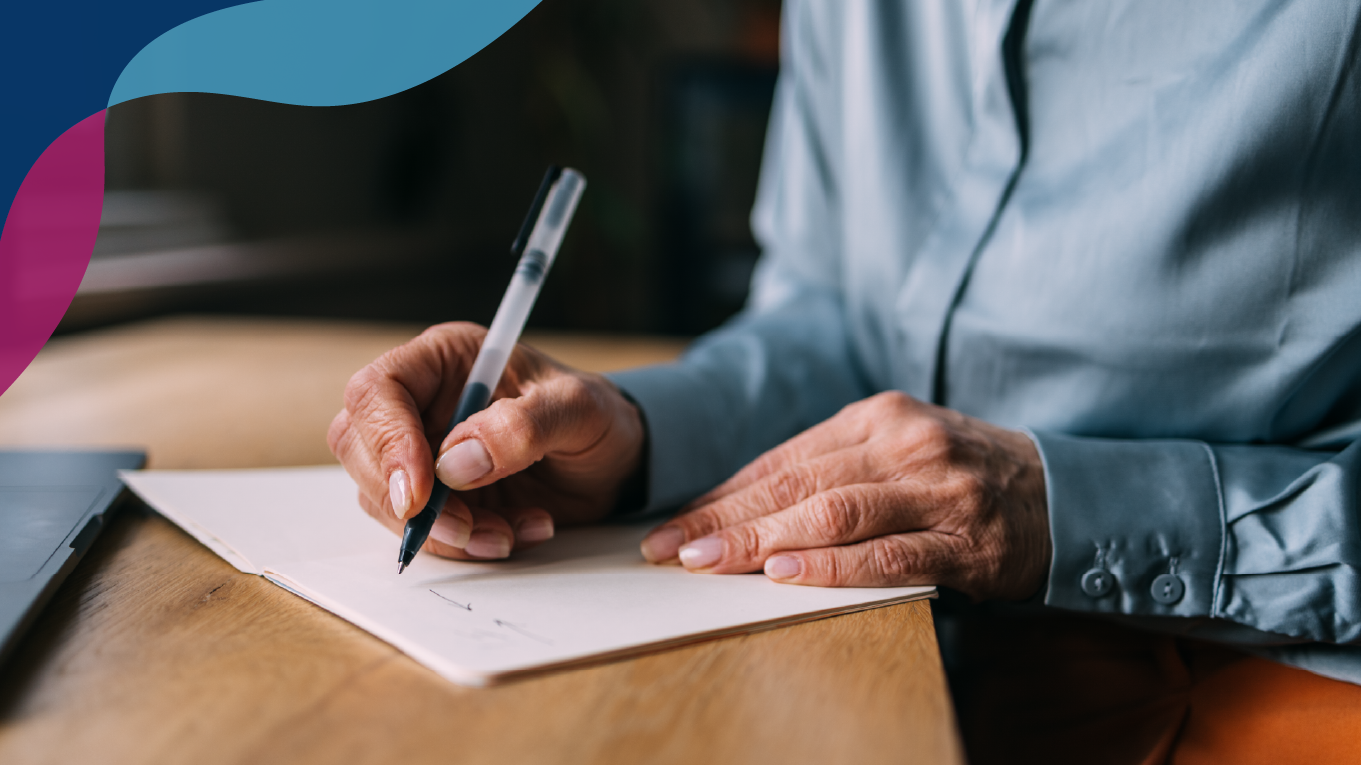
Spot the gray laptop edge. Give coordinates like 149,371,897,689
0,449,146,668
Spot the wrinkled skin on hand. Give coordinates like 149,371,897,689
639,391,1052,601
328,322,644,561
331,324,1048,600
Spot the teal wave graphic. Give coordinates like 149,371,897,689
109,0,540,107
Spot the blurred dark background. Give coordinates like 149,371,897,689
67,0,782,337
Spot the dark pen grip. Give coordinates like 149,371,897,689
398,381,494,568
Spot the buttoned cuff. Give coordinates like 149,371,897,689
1028,431,1227,619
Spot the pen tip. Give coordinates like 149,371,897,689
398,562,407,575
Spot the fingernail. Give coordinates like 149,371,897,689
429,512,472,548
436,440,492,489
517,517,555,544
766,555,801,581
389,469,411,519
678,536,723,569
465,531,511,559
641,526,685,562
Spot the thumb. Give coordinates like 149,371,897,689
433,373,613,490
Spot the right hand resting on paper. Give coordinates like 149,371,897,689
328,322,645,561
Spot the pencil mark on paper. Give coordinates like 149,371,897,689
493,618,552,645
429,589,471,611
450,627,515,648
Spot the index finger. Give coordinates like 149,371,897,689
641,445,880,562
676,482,922,574
339,323,486,519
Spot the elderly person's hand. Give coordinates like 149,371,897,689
639,392,1051,601
328,322,644,561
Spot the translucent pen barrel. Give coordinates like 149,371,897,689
398,169,585,572
462,168,586,399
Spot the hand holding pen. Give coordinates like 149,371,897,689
327,167,647,566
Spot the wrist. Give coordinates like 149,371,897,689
609,385,650,516
1003,427,1053,601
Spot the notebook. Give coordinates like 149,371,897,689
121,466,934,686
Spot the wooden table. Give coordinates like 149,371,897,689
0,317,963,765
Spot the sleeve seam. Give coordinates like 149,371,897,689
1021,427,1063,606
1203,442,1228,618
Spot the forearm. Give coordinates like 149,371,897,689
609,283,870,512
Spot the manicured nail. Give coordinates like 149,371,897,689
765,555,801,581
517,517,555,544
429,512,472,548
435,440,492,489
389,469,411,519
678,536,723,569
465,530,511,559
641,526,685,562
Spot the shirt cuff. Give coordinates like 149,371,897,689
606,364,735,514
1028,430,1227,619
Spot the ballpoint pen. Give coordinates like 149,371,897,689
398,165,586,573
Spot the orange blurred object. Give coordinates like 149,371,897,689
954,612,1361,765
738,3,780,64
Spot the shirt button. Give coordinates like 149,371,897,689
1081,569,1113,597
1151,574,1185,605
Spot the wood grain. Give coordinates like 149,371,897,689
0,317,963,765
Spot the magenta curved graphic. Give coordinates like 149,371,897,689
0,112,106,397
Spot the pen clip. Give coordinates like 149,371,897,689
510,165,563,257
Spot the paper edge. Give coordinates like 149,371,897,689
475,588,938,686
264,566,934,688
120,469,260,575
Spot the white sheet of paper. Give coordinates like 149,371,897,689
121,466,935,686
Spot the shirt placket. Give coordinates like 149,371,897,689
892,0,1028,404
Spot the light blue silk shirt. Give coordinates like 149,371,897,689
610,0,1361,683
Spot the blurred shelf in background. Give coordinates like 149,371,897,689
94,190,234,257
64,226,472,333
